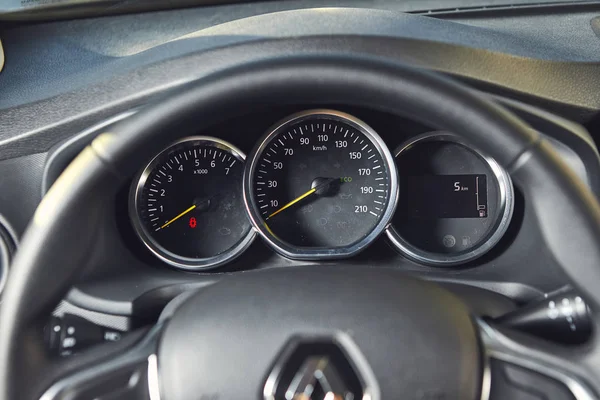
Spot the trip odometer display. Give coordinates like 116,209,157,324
244,110,398,259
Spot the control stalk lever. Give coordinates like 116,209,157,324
496,290,591,345
46,314,124,356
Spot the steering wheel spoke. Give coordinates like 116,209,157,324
478,319,599,400
39,325,162,400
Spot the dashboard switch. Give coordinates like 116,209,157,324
47,314,124,356
496,290,591,344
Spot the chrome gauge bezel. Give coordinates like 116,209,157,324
385,132,514,266
129,136,256,271
243,109,399,260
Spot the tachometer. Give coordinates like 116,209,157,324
130,137,255,270
243,110,398,259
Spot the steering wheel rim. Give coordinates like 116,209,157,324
2,55,600,400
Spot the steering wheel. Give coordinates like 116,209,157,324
2,56,600,400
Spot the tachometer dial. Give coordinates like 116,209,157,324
244,110,398,259
130,137,255,270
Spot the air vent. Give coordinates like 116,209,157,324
409,1,600,17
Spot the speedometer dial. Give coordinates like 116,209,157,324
244,110,398,259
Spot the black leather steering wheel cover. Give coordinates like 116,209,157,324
2,55,600,399
91,56,539,174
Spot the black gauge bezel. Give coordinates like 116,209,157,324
243,109,399,260
385,132,514,266
129,136,256,271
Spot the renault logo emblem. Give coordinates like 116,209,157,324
284,355,352,400
264,336,377,400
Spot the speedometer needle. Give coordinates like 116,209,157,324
266,188,316,220
266,177,338,220
160,204,196,229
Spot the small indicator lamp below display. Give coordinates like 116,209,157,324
189,217,197,228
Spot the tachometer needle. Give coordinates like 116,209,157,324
160,204,196,229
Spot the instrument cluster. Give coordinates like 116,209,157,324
129,109,514,270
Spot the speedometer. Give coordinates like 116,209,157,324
243,110,398,259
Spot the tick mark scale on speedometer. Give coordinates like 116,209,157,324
369,211,378,217
362,145,368,150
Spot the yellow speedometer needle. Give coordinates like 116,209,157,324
266,188,316,220
266,177,340,220
160,204,196,229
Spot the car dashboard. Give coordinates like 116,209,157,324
1,1,600,337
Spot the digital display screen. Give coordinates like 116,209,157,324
400,174,488,219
